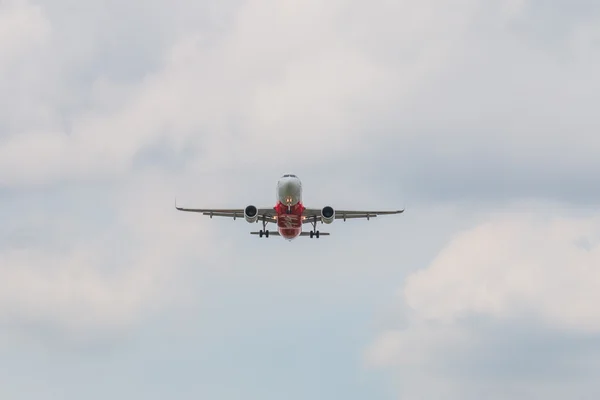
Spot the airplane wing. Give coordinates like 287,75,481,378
175,202,277,223
301,208,403,223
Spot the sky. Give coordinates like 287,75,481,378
1,0,600,398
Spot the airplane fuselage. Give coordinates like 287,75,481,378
275,174,304,240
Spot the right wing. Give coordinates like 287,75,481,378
301,208,404,222
175,202,277,223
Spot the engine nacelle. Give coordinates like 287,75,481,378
244,205,258,223
321,206,335,224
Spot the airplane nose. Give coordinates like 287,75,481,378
282,181,293,190
279,179,297,205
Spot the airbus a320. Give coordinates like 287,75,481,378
175,174,404,240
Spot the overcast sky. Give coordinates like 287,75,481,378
1,0,600,398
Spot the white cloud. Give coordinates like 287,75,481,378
367,204,600,397
0,1,56,135
0,2,49,67
1,0,600,378
403,208,600,332
1,2,600,399
1,0,599,191
0,0,486,186
0,173,224,341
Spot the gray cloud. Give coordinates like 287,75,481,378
1,0,600,398
369,319,600,400
3,0,598,204
367,204,600,398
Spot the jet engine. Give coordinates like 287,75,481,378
321,206,335,224
244,205,258,223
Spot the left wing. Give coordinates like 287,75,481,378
175,202,277,223
301,208,403,223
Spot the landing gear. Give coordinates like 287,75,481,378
259,217,269,238
309,216,320,239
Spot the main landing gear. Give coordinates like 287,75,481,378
309,216,320,239
258,217,269,238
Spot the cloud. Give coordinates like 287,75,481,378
403,207,600,332
0,173,225,343
0,0,496,186
1,0,599,194
367,204,600,397
0,2,49,65
0,2,54,135
357,1,600,204
1,0,599,376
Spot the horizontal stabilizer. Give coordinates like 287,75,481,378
250,231,330,237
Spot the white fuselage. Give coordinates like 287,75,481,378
275,174,304,240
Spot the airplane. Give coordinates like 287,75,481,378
175,174,404,240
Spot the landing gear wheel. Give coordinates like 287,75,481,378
310,231,314,238
316,231,320,239
265,230,269,238
259,230,263,237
